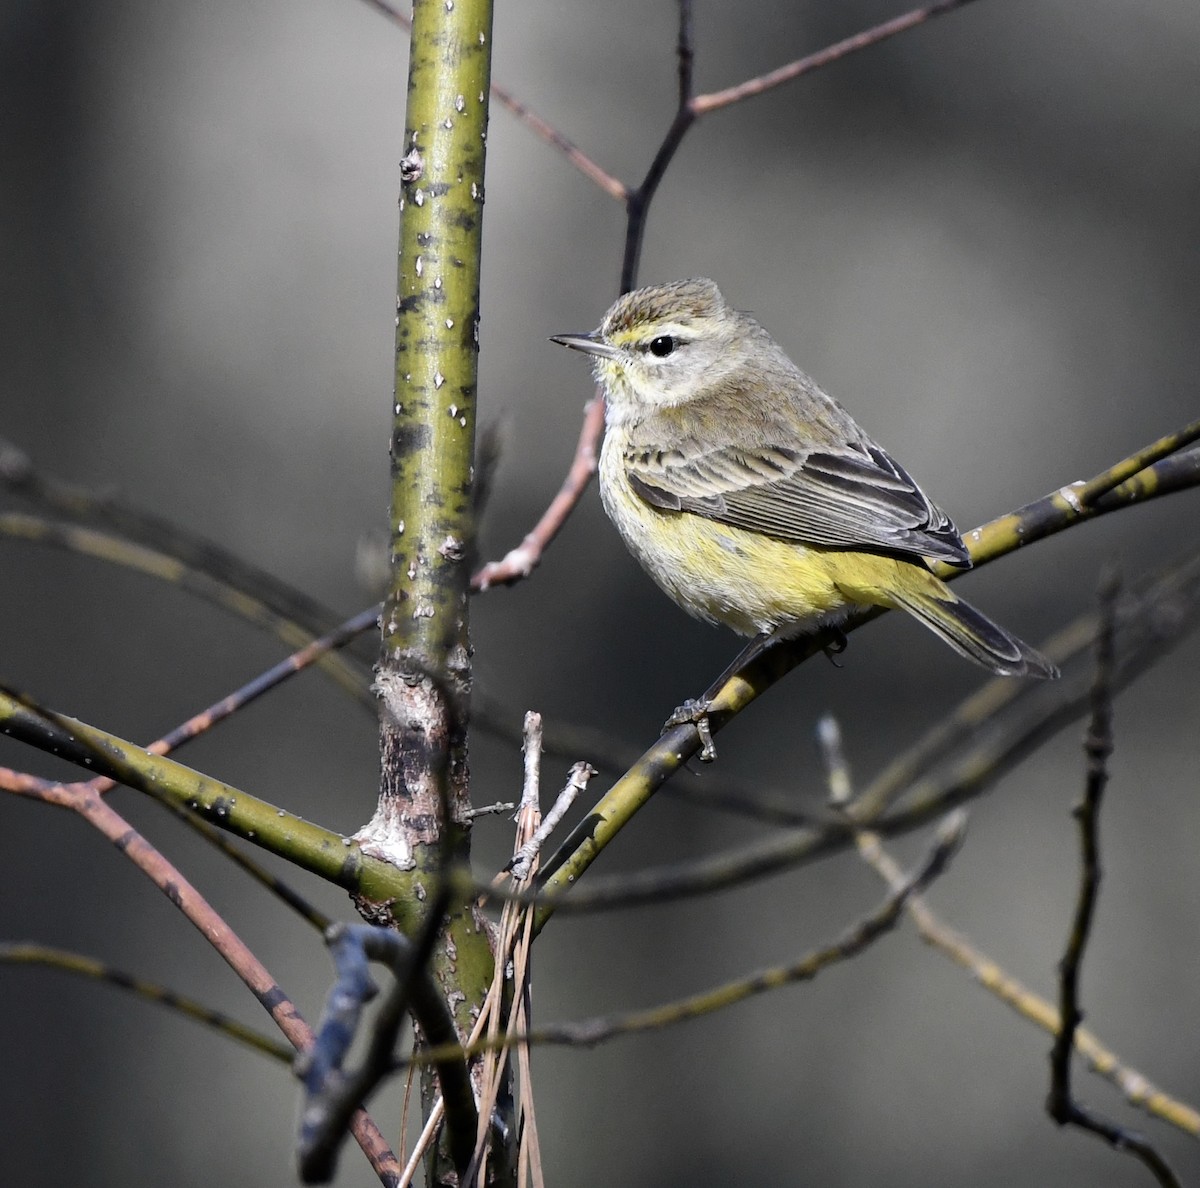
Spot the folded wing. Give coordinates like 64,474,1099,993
625,439,971,568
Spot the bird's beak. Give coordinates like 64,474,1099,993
549,331,621,360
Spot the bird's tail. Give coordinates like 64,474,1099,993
888,579,1059,679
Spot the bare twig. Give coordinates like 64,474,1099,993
851,837,1200,1137
8,776,399,1180
0,512,373,706
1074,422,1200,507
463,799,517,819
474,688,827,827
816,714,853,807
619,0,697,291
471,397,604,589
408,813,965,1068
465,721,550,1183
508,761,595,881
359,0,624,200
0,609,380,930
693,0,982,113
399,1108,445,1188
297,925,477,1184
520,711,543,809
0,684,422,909
490,78,627,201
1045,575,1181,1186
0,437,362,653
830,701,1200,1143
526,546,1200,921
0,943,293,1063
0,602,374,800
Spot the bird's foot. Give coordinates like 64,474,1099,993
823,627,848,667
664,698,717,763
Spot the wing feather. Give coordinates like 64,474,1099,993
624,437,970,567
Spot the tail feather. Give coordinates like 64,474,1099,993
889,586,1059,679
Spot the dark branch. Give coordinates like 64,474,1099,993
1045,572,1181,1188
297,925,477,1184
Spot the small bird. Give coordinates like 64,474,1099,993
551,278,1057,686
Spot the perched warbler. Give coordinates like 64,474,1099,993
551,278,1057,681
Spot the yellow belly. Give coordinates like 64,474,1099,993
597,435,1054,678
600,436,866,636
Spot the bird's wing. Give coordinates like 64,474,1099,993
623,438,971,567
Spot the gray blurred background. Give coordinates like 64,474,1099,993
2,0,1199,1184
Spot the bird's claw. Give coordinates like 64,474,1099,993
823,627,848,667
664,698,717,762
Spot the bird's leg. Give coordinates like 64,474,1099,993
702,631,779,701
663,632,778,763
666,625,850,761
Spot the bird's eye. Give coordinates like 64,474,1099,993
648,335,676,358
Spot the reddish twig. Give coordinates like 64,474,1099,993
0,605,377,800
0,611,378,931
31,777,401,1183
361,0,625,200
693,0,982,113
491,79,627,201
471,397,604,589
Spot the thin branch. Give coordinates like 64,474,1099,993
471,397,604,589
675,0,695,106
0,512,372,707
1045,576,1181,1186
833,690,1200,1142
847,620,1080,823
0,608,378,929
507,760,595,881
489,79,627,201
90,604,375,798
885,552,1200,830
816,714,853,807
466,725,548,1184
1074,422,1200,507
474,688,827,828
142,604,377,749
0,943,293,1063
692,0,983,113
619,0,698,292
399,1108,445,1188
843,580,1177,826
118,785,335,933
0,684,426,918
409,813,965,1067
359,0,625,200
850,838,1200,1138
525,545,1200,921
962,441,1200,570
0,437,362,653
31,781,398,1181
297,925,477,1184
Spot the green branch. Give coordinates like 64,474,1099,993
533,435,1200,931
0,688,423,922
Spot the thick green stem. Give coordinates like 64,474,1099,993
354,0,500,1181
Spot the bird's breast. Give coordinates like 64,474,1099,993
598,434,851,636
